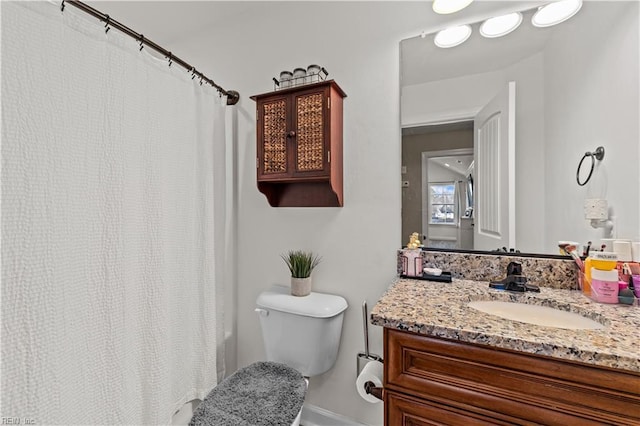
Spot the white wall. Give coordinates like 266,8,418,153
172,3,434,425
402,71,505,127
544,1,640,248
503,53,546,253
429,161,466,183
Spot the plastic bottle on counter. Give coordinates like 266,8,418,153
590,268,619,303
583,257,592,296
586,251,617,299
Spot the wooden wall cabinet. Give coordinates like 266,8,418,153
384,328,640,426
251,80,346,207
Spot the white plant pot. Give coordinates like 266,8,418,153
291,277,312,297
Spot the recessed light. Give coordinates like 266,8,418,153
445,163,451,167
432,0,474,15
434,25,472,48
532,0,582,28
480,12,523,38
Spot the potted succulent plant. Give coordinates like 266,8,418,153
281,250,322,296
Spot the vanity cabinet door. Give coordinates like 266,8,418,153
386,391,515,426
384,328,640,426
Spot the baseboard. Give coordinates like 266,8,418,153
172,399,370,426
301,403,369,426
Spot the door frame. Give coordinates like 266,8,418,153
421,147,474,245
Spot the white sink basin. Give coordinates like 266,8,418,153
467,301,605,330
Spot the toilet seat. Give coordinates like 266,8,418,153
189,361,307,426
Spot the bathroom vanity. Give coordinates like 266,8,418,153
371,279,640,425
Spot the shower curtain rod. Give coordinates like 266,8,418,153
61,0,240,106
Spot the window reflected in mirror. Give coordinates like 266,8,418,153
429,182,456,225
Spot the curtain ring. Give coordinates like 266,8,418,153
167,52,173,67
576,146,605,186
104,15,111,33
61,0,65,12
138,35,144,51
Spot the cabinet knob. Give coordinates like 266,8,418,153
286,131,296,138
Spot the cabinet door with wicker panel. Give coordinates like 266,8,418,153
291,89,328,178
257,94,291,179
256,86,330,180
251,80,346,207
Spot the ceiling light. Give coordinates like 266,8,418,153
434,25,472,48
432,0,474,15
445,163,451,167
480,12,523,38
532,0,582,28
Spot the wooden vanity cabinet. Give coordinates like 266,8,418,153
384,328,640,426
250,80,346,207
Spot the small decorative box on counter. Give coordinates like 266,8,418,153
400,249,422,277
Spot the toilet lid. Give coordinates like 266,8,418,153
190,361,306,426
256,285,348,318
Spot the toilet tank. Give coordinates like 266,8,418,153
256,285,348,377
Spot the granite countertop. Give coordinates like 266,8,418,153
371,278,640,373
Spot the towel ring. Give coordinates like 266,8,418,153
576,146,605,186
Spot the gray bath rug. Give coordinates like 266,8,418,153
189,361,307,426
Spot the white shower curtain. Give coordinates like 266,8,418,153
1,2,225,424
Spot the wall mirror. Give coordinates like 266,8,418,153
400,0,639,255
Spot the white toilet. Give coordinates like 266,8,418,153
190,285,348,426
255,285,348,425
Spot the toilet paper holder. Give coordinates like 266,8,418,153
363,380,383,401
358,301,383,400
